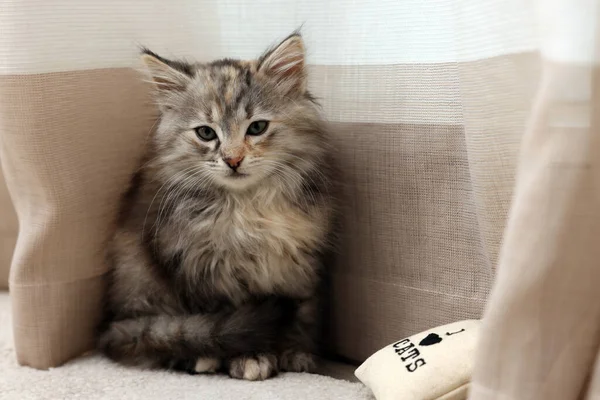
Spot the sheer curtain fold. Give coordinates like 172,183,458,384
468,1,600,398
0,168,17,289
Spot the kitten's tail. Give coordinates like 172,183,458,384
98,298,294,367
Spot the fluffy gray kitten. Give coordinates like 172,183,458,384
97,33,336,381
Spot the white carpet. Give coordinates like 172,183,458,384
0,293,373,400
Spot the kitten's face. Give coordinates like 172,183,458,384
144,35,325,191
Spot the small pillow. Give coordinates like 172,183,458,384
355,320,481,400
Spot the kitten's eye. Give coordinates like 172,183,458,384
195,126,217,141
246,120,269,136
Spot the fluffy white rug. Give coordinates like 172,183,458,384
0,292,373,400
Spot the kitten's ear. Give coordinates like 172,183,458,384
140,48,193,94
258,33,306,92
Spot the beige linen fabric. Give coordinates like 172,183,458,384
457,54,541,274
468,62,600,399
327,119,491,361
0,69,155,368
467,0,600,397
324,54,538,361
0,167,17,289
586,351,600,400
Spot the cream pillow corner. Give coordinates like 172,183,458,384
355,320,481,400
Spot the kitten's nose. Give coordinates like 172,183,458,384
223,155,244,170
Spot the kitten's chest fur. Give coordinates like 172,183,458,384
162,192,329,304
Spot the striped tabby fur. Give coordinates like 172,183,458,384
97,33,336,381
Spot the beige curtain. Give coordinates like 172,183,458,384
0,167,17,289
469,62,600,399
0,70,155,368
468,1,600,398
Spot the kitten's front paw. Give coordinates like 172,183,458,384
279,351,316,373
228,354,278,381
194,357,221,374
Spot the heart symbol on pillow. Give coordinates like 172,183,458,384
419,333,443,346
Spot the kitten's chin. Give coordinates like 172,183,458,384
216,173,261,191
